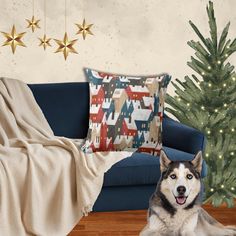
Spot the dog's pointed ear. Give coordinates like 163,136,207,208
159,150,171,172
191,151,203,173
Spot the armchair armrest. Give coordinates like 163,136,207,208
162,117,206,154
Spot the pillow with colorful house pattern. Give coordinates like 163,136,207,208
81,68,171,155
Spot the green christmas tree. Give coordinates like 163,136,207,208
166,1,236,207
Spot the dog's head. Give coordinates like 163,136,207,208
159,150,202,208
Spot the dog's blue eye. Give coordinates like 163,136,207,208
170,174,176,179
187,174,193,179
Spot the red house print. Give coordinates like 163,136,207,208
138,146,156,155
90,105,104,123
126,85,150,100
138,142,161,156
91,86,105,105
106,138,114,151
122,118,137,137
90,122,115,152
99,122,108,150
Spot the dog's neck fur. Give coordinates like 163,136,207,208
158,190,177,216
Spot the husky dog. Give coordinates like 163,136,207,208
140,150,236,236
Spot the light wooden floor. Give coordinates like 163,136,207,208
68,204,236,236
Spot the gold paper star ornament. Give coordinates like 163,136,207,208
75,18,93,40
1,25,26,54
26,16,40,32
54,32,78,60
39,34,51,50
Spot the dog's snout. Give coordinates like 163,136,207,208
177,186,186,194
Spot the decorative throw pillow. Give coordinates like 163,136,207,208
81,68,171,155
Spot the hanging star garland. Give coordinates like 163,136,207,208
26,16,40,32
75,18,93,40
1,25,26,54
54,32,78,60
38,34,51,50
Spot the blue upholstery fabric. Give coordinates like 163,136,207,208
163,117,206,154
103,146,207,187
93,185,155,211
28,83,89,139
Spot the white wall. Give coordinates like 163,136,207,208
0,0,235,95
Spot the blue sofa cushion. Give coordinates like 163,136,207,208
28,83,90,139
162,117,206,154
103,146,207,187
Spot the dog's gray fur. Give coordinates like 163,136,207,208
140,150,236,236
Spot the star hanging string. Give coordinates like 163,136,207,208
26,16,40,32
38,0,51,51
1,25,26,54
54,32,78,60
75,18,93,40
38,34,51,50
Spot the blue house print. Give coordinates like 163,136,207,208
106,100,115,119
133,132,145,148
121,102,128,118
153,95,159,115
135,120,150,131
86,69,103,85
127,101,134,116
134,110,152,131
120,101,134,118
116,76,129,89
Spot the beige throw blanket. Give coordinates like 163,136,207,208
0,78,131,236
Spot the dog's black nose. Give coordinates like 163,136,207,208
177,186,186,194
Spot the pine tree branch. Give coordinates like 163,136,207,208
206,38,216,57
191,74,200,83
188,40,209,57
190,56,211,73
187,61,203,76
165,94,186,111
218,22,230,54
183,76,202,96
165,107,191,125
195,52,211,67
221,63,234,79
230,38,236,49
189,20,214,55
171,81,184,92
221,39,232,56
207,1,217,53
175,79,202,101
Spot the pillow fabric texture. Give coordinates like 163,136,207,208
81,68,171,155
